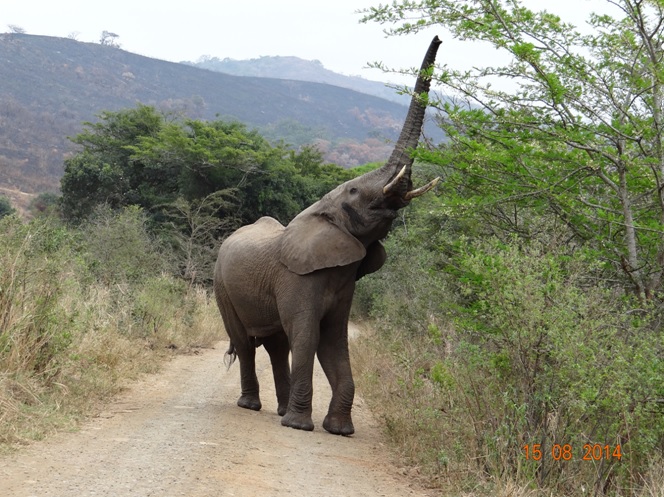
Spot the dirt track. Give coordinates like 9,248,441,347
0,325,431,497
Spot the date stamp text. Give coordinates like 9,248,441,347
523,444,622,461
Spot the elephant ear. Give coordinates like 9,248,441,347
356,241,386,281
280,213,366,275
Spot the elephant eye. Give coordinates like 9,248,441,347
349,187,358,194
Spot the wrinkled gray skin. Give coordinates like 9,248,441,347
214,36,442,436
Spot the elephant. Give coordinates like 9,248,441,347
213,35,442,436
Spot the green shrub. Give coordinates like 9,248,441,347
0,196,15,218
80,205,169,285
0,216,83,376
448,238,664,493
354,234,664,495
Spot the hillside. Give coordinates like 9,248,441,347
0,33,431,195
186,55,410,104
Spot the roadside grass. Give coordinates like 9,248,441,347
0,212,223,451
351,326,664,497
351,324,475,492
351,236,664,496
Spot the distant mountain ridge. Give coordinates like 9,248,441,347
0,33,441,195
186,55,409,104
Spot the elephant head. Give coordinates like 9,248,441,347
280,35,442,277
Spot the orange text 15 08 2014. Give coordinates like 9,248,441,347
523,444,622,461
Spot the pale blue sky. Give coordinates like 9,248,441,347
3,0,612,85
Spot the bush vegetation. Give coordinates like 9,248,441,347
0,195,15,218
0,210,220,449
353,209,664,495
350,1,664,495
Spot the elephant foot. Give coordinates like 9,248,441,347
237,394,262,411
277,404,288,417
323,413,354,436
281,411,314,431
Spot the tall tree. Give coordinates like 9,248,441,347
363,0,664,298
61,105,353,228
61,105,166,220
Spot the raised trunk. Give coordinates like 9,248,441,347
383,35,442,180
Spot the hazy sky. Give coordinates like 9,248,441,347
3,0,611,85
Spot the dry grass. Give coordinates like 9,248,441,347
637,460,664,497
351,324,472,490
0,215,224,451
0,282,223,450
0,186,36,219
351,322,663,497
351,328,551,496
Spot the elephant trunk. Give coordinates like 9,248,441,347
382,35,442,200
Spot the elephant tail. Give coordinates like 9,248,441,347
223,342,237,370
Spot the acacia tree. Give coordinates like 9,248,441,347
363,0,664,298
99,31,120,47
7,25,26,34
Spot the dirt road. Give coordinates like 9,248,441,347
0,328,430,497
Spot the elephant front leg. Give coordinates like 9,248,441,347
280,321,318,431
317,323,355,436
262,332,291,416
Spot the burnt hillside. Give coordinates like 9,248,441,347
0,33,431,193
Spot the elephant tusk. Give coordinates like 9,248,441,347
382,165,408,195
404,177,440,200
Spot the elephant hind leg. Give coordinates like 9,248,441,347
215,285,261,411
234,335,262,411
262,332,291,416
